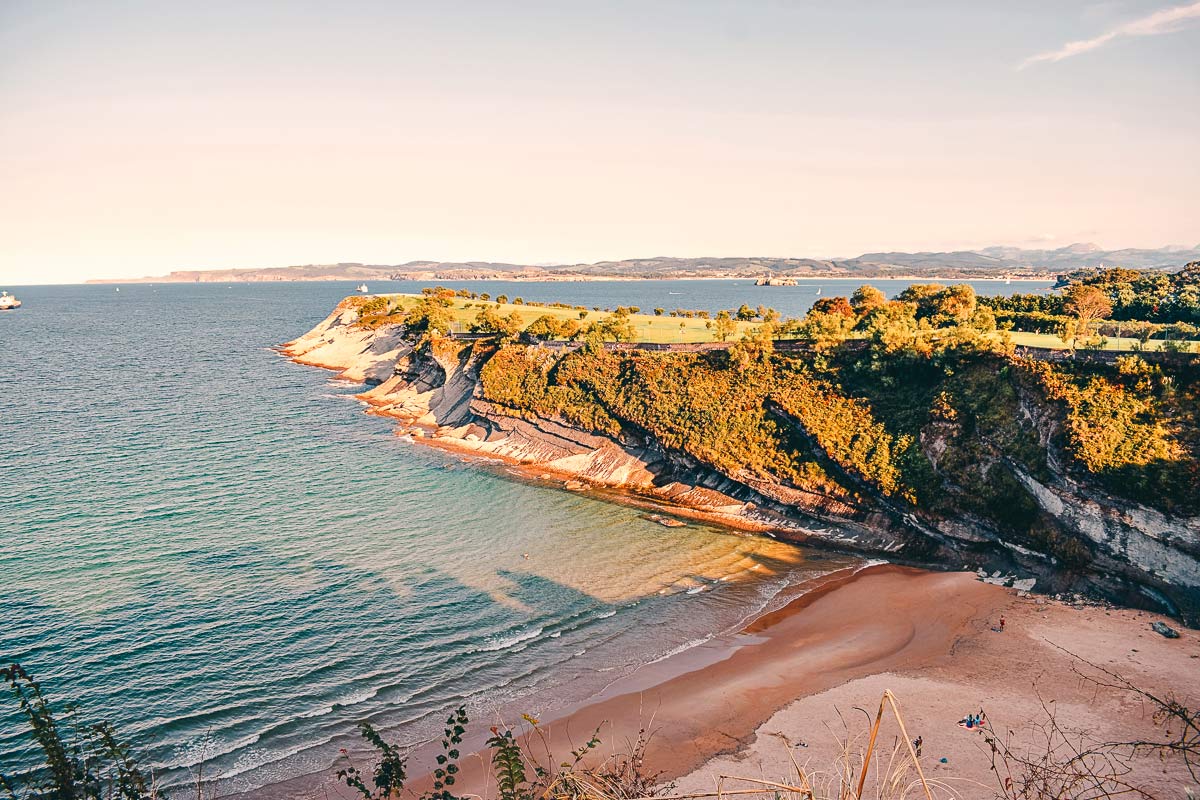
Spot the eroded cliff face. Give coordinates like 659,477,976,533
283,306,1200,624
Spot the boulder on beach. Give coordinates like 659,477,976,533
1151,620,1180,639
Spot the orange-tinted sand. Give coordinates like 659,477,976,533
246,565,1198,799
400,566,1009,798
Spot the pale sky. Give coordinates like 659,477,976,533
1,0,1198,284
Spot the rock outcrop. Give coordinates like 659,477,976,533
283,305,1200,624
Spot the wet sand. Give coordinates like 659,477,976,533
246,564,1198,799
399,565,1010,798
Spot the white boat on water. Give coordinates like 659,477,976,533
0,291,21,310
356,283,369,293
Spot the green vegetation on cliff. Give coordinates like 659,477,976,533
348,283,1200,525
480,344,847,497
474,335,1199,545
1020,356,1200,515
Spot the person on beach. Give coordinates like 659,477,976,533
999,615,1006,632
913,736,923,757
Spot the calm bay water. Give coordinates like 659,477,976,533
0,278,1048,794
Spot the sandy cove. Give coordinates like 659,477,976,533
392,566,1197,800
240,566,1198,800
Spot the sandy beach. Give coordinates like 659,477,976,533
391,565,1198,800
236,564,1200,800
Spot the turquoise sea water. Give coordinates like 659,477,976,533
0,278,1049,794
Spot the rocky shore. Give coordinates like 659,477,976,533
282,301,1200,624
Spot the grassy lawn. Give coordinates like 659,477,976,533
377,293,759,344
1006,330,1200,352
371,294,1199,352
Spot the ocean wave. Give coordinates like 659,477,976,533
333,686,380,708
645,634,714,666
299,704,335,719
472,626,545,653
163,730,263,771
212,733,337,782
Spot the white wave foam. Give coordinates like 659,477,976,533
298,704,334,719
165,730,263,771
213,733,337,781
646,634,714,666
474,626,544,653
334,686,380,707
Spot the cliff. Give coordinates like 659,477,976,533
284,301,1200,624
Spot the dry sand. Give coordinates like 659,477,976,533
398,565,1198,800
250,565,1197,799
668,571,1200,798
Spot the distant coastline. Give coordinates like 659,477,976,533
84,242,1200,285
87,272,1059,285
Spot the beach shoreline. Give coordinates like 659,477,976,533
402,565,1198,800
398,564,1008,798
239,562,1197,800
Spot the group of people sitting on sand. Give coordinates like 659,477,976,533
959,709,988,730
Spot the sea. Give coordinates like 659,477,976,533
0,277,1052,795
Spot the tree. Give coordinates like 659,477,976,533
896,283,945,320
471,306,506,334
728,324,775,371
1065,284,1113,338
589,310,637,343
850,285,887,317
712,310,737,341
863,302,926,357
501,311,525,339
1057,317,1080,350
559,319,582,340
735,304,756,322
471,307,523,339
812,296,855,317
406,297,454,338
653,307,665,316
933,284,977,326
525,314,564,340
799,310,855,352
496,294,509,304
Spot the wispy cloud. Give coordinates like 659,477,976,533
1020,1,1200,68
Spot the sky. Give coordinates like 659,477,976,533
1,0,1198,284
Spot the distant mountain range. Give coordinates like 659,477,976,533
90,243,1200,283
